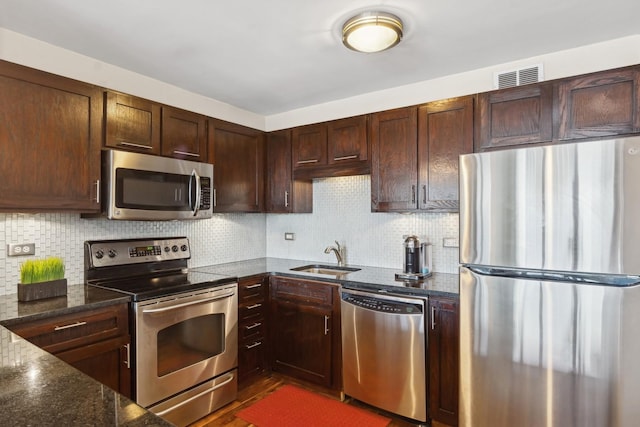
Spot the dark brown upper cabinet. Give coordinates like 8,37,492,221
476,83,553,150
418,96,474,211
161,105,208,160
292,115,369,179
0,60,103,213
104,91,161,155
557,67,640,140
371,98,473,213
266,130,312,213
208,119,265,213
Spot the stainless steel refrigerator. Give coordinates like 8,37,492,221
459,136,640,427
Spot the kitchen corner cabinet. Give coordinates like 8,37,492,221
266,130,312,213
428,296,459,427
104,91,161,155
269,277,341,389
8,303,132,398
208,119,265,212
161,105,207,160
371,98,472,213
475,83,553,150
557,67,640,140
0,60,102,213
292,115,369,179
238,276,269,385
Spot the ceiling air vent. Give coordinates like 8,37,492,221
494,64,543,89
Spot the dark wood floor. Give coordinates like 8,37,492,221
189,372,428,427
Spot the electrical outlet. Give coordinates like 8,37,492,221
443,238,459,248
8,243,36,256
284,232,295,241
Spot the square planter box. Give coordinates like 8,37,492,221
17,278,67,302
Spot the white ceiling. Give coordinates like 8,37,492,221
1,0,639,116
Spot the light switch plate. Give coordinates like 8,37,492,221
8,243,36,256
284,232,295,241
443,238,459,248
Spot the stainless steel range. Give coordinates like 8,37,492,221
85,237,238,427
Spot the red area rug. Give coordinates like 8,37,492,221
237,385,390,427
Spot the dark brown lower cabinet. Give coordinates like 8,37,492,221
269,276,341,389
7,303,132,398
429,296,459,426
237,276,269,385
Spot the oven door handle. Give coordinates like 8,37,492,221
154,372,235,417
142,291,234,314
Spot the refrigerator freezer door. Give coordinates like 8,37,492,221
459,136,640,275
460,267,640,427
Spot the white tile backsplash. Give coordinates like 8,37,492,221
0,175,460,296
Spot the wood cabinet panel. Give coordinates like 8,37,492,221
327,115,368,165
266,130,312,213
0,60,102,212
209,120,265,212
8,303,131,398
370,107,419,211
558,68,640,140
238,276,269,385
161,106,207,160
419,97,473,211
292,124,327,168
429,297,459,426
104,91,161,154
476,83,553,150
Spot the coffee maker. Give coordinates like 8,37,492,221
397,235,432,280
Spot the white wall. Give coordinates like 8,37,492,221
266,175,459,274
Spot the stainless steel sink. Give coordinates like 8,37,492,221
290,264,361,276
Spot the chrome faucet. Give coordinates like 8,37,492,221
324,241,345,266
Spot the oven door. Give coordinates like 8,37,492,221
134,283,237,408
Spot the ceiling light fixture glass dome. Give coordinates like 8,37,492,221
342,11,403,53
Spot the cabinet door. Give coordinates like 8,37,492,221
558,67,640,140
418,97,474,211
429,297,459,426
161,106,207,160
0,60,102,212
104,91,161,154
266,130,312,213
327,115,368,165
292,123,327,169
270,298,333,387
209,120,265,212
476,83,553,150
370,106,418,212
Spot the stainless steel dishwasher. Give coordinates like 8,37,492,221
341,287,427,422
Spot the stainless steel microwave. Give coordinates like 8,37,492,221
102,149,213,221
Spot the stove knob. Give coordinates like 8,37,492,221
108,249,118,258
95,249,104,259
164,246,170,253
172,245,179,252
181,244,188,252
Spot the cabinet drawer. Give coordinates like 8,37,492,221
238,277,267,303
9,303,129,355
239,302,265,323
239,319,266,342
271,277,334,307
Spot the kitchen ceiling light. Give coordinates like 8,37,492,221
342,11,403,53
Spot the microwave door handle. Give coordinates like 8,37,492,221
190,170,201,216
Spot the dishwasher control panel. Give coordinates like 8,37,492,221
341,292,424,314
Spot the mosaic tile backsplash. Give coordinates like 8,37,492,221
0,175,459,296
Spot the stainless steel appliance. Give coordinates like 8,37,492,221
459,136,640,427
396,236,432,281
102,149,213,221
341,287,428,422
85,237,237,427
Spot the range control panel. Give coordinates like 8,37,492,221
86,237,191,268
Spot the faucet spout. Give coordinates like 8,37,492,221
324,241,345,266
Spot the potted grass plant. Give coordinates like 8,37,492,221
18,257,67,302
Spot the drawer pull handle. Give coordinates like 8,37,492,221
173,150,199,157
297,159,319,164
245,341,263,349
324,315,330,335
246,303,262,310
245,322,262,330
118,141,152,150
333,155,358,161
245,283,262,289
54,321,87,331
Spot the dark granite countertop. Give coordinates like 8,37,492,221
0,284,172,427
192,257,459,297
